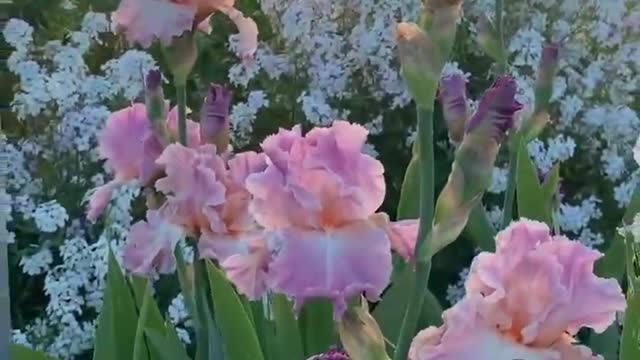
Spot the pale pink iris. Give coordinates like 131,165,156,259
112,0,258,60
409,219,626,360
154,144,269,295
87,103,199,222
245,121,415,317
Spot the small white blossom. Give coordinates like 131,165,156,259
2,19,34,50
20,248,53,276
33,201,68,233
489,167,509,194
446,267,469,305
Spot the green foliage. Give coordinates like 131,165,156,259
11,344,58,360
516,140,560,226
298,299,336,357
93,251,139,360
373,266,442,354
132,280,168,360
272,294,305,360
205,261,264,360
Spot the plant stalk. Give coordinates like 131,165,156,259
495,0,507,73
393,106,435,360
176,84,188,146
501,136,520,228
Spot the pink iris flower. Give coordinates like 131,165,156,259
244,121,418,317
409,219,626,360
86,103,199,222
112,0,258,61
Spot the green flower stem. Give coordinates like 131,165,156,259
495,0,507,73
174,246,197,322
501,135,521,228
393,106,435,360
176,84,188,146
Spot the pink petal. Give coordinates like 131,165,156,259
123,209,185,276
409,295,563,360
155,144,226,233
139,132,166,186
265,219,392,318
536,239,626,339
465,219,625,348
304,121,385,219
228,151,267,184
495,219,552,255
112,0,196,48
199,230,268,300
86,181,121,222
197,15,212,33
223,7,259,62
247,122,386,230
99,103,153,181
166,106,202,147
246,165,316,229
386,218,418,262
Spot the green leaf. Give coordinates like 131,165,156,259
373,266,442,354
397,155,420,220
596,186,640,281
133,280,168,360
272,294,305,360
145,327,190,360
250,301,278,360
298,299,336,357
11,345,58,360
620,289,640,359
588,324,620,360
463,204,496,252
206,261,264,360
194,260,225,360
93,250,139,360
516,145,559,226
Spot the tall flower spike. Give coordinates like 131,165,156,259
438,74,469,144
466,76,522,142
396,22,442,106
145,69,169,143
419,76,521,257
520,43,560,141
200,84,232,152
421,0,463,59
475,14,506,64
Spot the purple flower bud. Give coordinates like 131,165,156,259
144,69,168,142
438,74,469,143
146,69,162,92
534,43,560,112
466,76,523,142
200,84,233,151
307,348,350,360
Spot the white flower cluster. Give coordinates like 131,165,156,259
445,267,470,306
32,201,68,233
4,14,156,153
230,90,270,146
168,294,192,345
3,12,152,358
227,0,422,141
